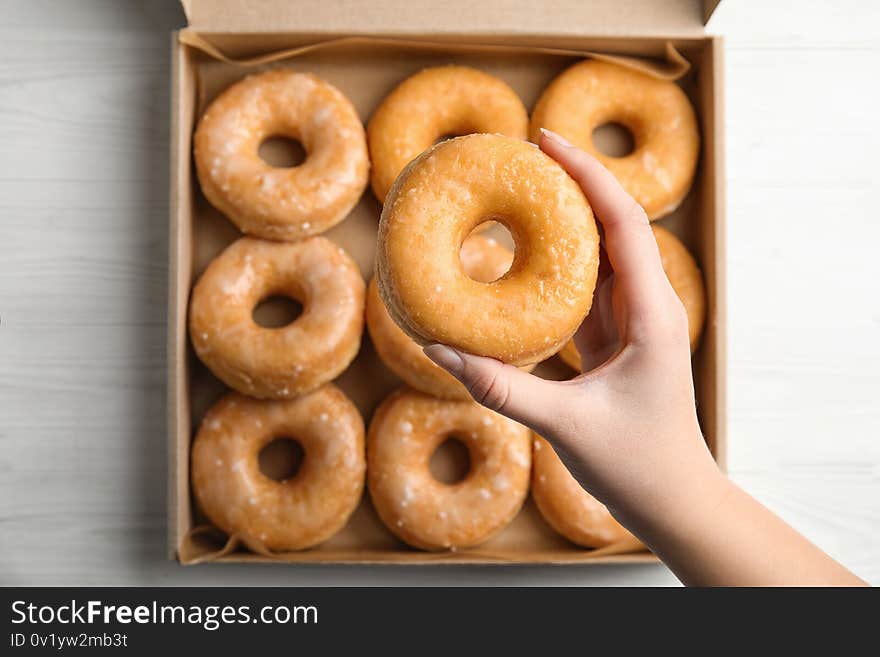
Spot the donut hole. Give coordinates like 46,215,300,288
252,295,303,328
258,437,305,482
591,122,635,158
429,437,472,485
460,222,515,282
258,135,307,168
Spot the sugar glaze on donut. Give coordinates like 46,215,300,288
376,134,600,366
367,233,534,399
367,388,531,551
189,236,365,399
194,69,369,241
531,436,633,548
191,386,365,551
367,65,528,203
531,59,699,221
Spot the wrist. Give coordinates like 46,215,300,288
609,440,729,548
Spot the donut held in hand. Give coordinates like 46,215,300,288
367,233,534,399
376,134,600,366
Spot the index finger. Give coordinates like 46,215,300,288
539,128,670,315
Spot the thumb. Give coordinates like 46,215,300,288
423,344,567,432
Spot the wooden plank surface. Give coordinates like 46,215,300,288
0,0,877,586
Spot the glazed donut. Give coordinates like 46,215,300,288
531,436,633,548
189,236,365,399
367,388,531,550
530,59,699,220
558,224,706,371
191,386,365,551
376,133,600,366
367,233,536,399
653,225,707,351
367,65,528,203
194,69,369,241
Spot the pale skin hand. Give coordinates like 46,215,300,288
424,128,866,587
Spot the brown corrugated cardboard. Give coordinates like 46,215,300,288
168,1,726,565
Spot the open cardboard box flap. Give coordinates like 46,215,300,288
180,0,721,37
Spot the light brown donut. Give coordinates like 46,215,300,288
194,69,369,241
367,388,532,551
530,59,699,221
367,233,535,399
531,436,633,548
558,224,706,371
189,236,365,399
191,386,365,551
367,65,528,203
376,134,600,366
653,225,707,351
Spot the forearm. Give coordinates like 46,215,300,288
428,136,866,587
615,460,867,587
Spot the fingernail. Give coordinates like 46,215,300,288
539,128,574,147
423,344,464,375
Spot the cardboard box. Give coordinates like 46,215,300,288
169,0,726,564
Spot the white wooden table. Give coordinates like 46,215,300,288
0,0,877,586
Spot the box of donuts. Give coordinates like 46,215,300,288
168,0,726,564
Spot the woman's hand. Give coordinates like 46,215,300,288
425,128,718,526
424,129,866,586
